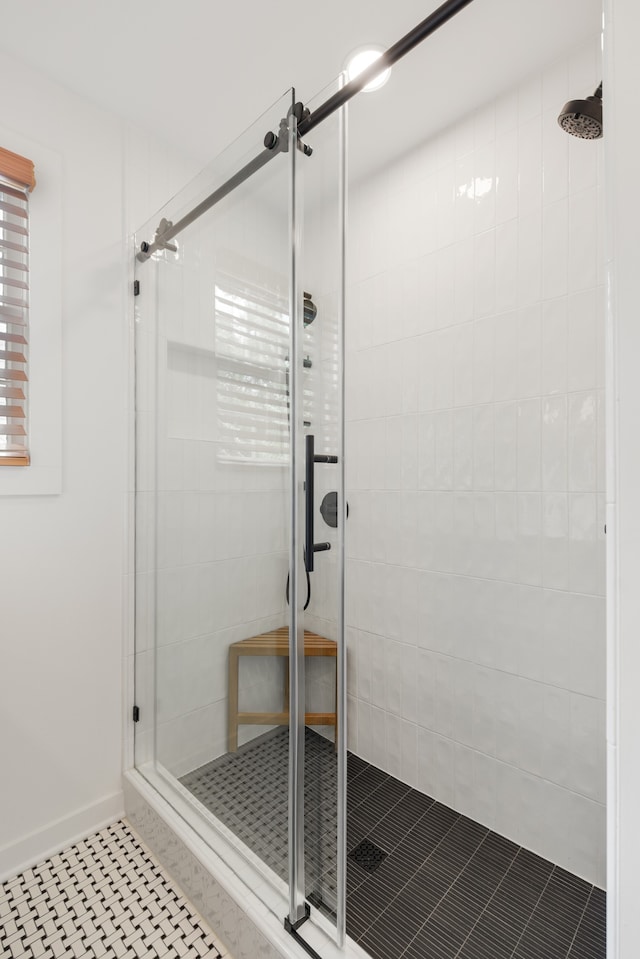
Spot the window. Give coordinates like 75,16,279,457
214,253,313,466
0,146,35,466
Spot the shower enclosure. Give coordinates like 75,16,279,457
132,84,348,950
130,6,606,959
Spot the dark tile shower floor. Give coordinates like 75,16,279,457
180,729,605,959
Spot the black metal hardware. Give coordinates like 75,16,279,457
137,0,474,263
291,102,313,156
320,490,349,528
303,292,317,327
307,890,337,921
321,492,338,528
305,435,315,572
132,705,140,723
291,102,311,126
284,904,323,959
305,435,338,572
137,129,288,261
284,355,312,369
133,280,140,296
284,902,310,933
298,0,475,137
349,837,389,873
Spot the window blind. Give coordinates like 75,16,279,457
215,256,313,465
0,147,35,467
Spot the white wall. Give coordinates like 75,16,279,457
326,38,606,886
606,0,640,955
0,52,198,881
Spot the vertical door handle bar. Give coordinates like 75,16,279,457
305,434,315,572
304,433,338,572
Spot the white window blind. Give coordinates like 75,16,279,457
215,256,313,465
0,147,35,467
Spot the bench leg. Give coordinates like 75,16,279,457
228,648,239,753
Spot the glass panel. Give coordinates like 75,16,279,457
340,27,606,959
295,77,347,943
133,79,348,950
134,89,298,920
287,98,306,928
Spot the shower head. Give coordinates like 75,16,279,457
558,83,603,139
303,292,317,327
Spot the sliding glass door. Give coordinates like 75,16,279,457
133,84,347,947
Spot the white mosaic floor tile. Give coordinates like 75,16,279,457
0,820,231,959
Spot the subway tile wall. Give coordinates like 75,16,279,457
311,37,606,886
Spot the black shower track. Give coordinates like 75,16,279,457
136,0,475,262
297,0,475,136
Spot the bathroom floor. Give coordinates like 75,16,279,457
0,820,229,959
181,728,606,959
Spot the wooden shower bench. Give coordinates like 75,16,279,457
227,627,337,752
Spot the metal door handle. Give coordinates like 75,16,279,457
305,434,338,572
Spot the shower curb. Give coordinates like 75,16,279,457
123,770,369,959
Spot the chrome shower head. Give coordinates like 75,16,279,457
558,83,603,139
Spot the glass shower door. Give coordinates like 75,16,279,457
135,85,298,912
292,77,347,946
133,84,347,948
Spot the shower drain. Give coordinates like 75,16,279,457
348,838,388,873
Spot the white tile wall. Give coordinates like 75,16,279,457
337,38,606,886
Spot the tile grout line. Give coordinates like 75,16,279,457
505,864,558,959
565,885,595,959
349,793,436,866
347,791,437,921
349,800,447,934
449,839,524,958
121,819,231,954
354,813,471,954
347,773,392,815
347,779,415,849
395,821,490,959
0,820,227,959
182,732,604,959
346,757,373,789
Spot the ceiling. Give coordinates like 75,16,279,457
2,0,602,180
